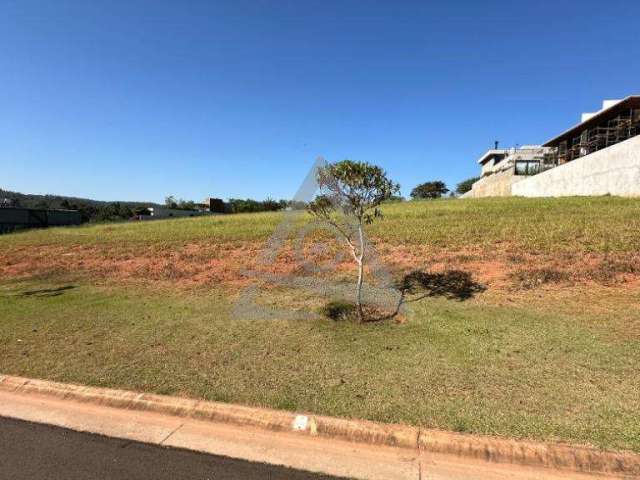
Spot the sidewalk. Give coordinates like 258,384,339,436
0,375,635,480
0,416,339,480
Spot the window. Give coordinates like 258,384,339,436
514,160,541,176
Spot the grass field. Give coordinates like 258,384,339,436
3,196,640,251
1,197,640,452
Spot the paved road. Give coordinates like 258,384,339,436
0,416,346,480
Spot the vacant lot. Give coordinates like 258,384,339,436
1,197,640,452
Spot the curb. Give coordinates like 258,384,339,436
1,374,638,477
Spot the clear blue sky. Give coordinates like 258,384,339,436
2,1,639,202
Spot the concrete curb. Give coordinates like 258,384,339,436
419,430,640,476
0,374,637,477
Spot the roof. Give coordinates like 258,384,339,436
544,95,640,147
477,149,507,165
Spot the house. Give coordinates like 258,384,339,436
464,96,640,197
469,145,553,197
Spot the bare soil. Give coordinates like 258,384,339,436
2,240,640,297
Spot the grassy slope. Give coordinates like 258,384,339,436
1,197,640,451
3,196,640,251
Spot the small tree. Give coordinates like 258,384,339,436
410,181,449,200
307,160,399,322
165,196,178,209
455,177,479,195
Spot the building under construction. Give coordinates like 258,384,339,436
546,97,640,165
465,96,640,198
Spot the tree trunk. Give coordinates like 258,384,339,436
355,223,365,323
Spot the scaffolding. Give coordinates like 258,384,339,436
551,106,640,164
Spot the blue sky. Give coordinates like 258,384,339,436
2,0,639,202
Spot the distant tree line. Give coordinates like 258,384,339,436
1,188,308,223
164,196,198,211
226,198,289,213
2,173,481,226
0,189,160,223
164,195,305,214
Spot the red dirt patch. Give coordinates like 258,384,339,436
2,240,640,295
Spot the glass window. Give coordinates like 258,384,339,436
515,161,541,176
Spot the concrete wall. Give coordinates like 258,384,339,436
0,208,81,233
46,210,82,226
513,135,640,197
148,208,203,219
480,161,493,176
464,170,526,198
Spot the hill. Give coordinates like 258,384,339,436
0,187,163,222
0,188,162,210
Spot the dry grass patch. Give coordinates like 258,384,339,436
509,267,571,289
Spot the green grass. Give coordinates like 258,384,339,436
0,279,639,452
371,196,640,251
3,196,640,252
0,210,284,247
2,196,640,452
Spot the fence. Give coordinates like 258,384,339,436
0,208,82,234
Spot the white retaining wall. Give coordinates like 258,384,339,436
512,135,640,197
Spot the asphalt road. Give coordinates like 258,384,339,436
0,416,347,480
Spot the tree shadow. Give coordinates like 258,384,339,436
20,285,77,298
364,270,486,323
397,270,486,302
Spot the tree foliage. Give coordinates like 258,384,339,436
226,198,291,213
307,160,399,322
455,177,480,195
410,181,449,200
0,188,301,223
164,196,197,211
